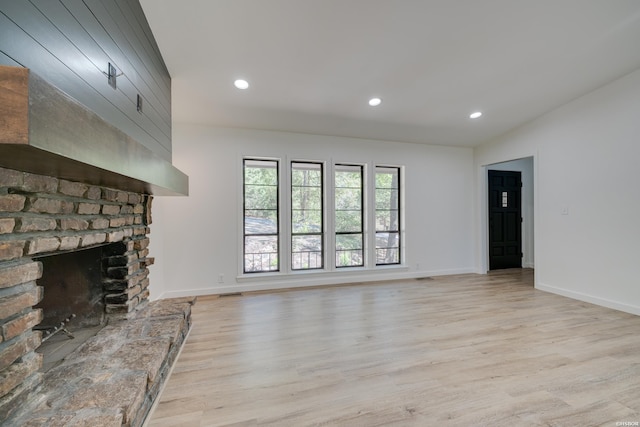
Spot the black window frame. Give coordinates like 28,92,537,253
334,164,364,268
375,166,401,265
243,158,280,273
290,161,324,270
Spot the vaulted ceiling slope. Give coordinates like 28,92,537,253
140,0,640,147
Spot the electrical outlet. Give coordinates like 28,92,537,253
218,274,224,283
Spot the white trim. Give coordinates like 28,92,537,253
156,267,476,299
477,153,537,274
240,156,283,275
537,282,640,316
326,160,336,271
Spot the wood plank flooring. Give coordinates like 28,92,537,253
148,270,640,426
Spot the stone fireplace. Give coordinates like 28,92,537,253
0,167,147,409
0,65,191,426
0,166,194,426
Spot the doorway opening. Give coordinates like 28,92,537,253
485,157,534,273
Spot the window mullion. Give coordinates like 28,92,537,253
326,162,335,271
281,156,292,273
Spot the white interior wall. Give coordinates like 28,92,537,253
486,158,535,269
150,68,640,315
475,68,640,315
152,126,475,298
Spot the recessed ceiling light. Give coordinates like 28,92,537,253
469,111,482,119
368,97,382,107
234,79,249,90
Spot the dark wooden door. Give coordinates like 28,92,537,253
488,170,522,270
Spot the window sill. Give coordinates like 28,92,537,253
236,264,409,284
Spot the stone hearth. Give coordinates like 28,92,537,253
14,297,194,427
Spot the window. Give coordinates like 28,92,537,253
291,162,323,270
243,159,279,272
375,166,400,265
242,159,403,275
334,164,364,267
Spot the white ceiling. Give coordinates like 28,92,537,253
140,0,640,147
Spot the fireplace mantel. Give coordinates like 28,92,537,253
0,65,188,197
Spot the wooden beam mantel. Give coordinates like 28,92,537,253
0,65,188,196
0,66,29,145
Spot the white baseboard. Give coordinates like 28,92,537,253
536,282,640,316
156,267,477,299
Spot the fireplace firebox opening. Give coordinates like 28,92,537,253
34,243,131,371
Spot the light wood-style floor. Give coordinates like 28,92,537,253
148,270,640,426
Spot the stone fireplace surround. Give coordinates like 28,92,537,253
0,166,192,425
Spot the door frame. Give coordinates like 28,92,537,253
477,155,537,275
